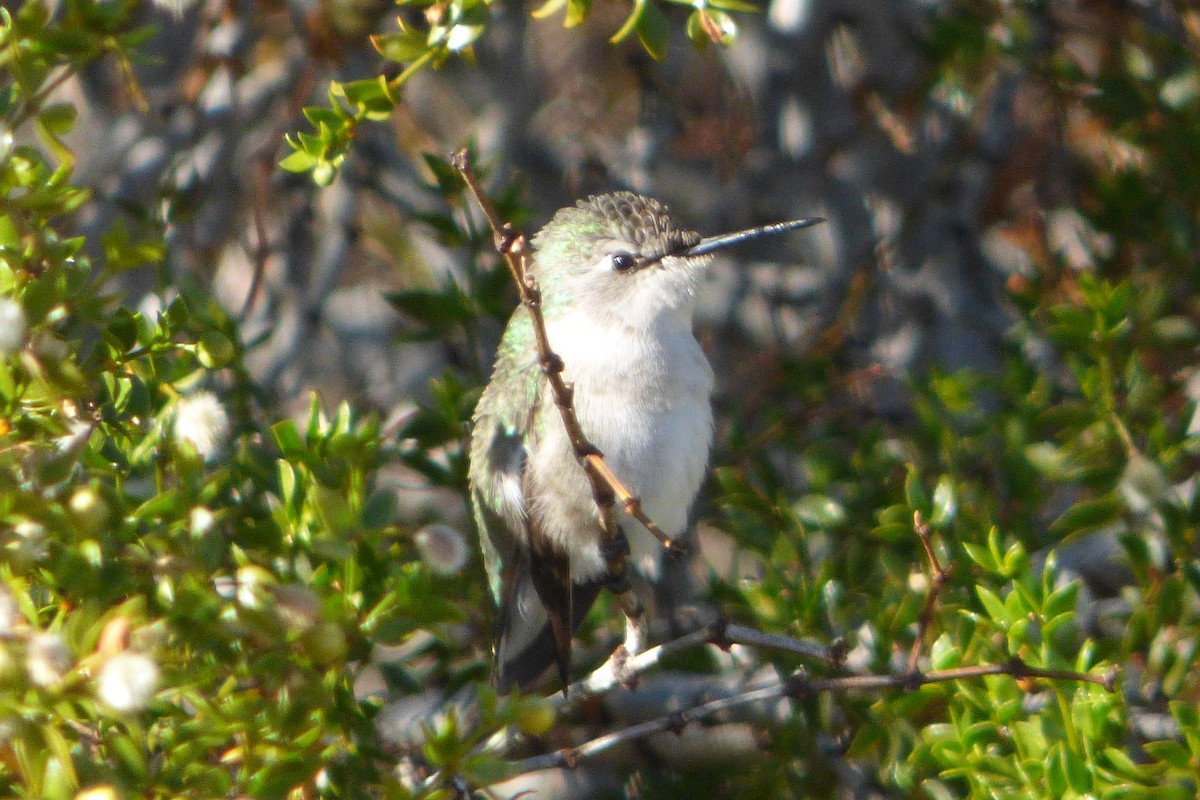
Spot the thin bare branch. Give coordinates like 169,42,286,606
907,510,952,673
556,627,712,707
721,622,843,664
518,683,786,772
513,657,1118,774
556,619,838,708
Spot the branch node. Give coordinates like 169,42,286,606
593,484,616,508
523,278,542,308
901,670,926,692
495,222,521,255
541,353,565,377
622,493,644,518
709,618,732,652
784,669,812,699
827,637,848,668
600,529,631,560
613,644,639,691
662,537,690,557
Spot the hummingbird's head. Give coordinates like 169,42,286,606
530,191,824,325
530,192,706,323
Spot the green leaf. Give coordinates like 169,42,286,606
361,489,397,528
1047,743,1067,797
975,585,1009,626
962,540,998,573
1000,540,1029,578
929,633,960,670
461,754,520,786
610,0,645,43
133,488,180,520
636,1,670,59
277,459,298,507
904,467,930,516
871,522,912,542
1142,740,1192,771
1043,580,1079,620
1169,699,1198,728
1102,746,1147,781
38,103,77,135
313,161,335,186
279,148,317,173
197,330,235,368
929,475,956,527
530,0,568,18
565,0,591,27
110,734,149,781
1050,494,1123,535
313,484,355,535
420,152,465,194
685,9,706,47
371,30,432,63
337,76,396,119
792,494,846,528
385,286,473,328
36,449,78,485
706,0,757,11
272,420,305,457
42,728,78,793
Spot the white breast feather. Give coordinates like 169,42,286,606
533,311,714,580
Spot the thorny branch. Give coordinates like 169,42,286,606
452,149,672,645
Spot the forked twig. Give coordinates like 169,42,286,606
907,510,952,673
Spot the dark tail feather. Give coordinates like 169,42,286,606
495,565,602,692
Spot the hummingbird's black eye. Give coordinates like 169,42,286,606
611,253,638,273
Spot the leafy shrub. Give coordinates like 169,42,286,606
2,1,1200,799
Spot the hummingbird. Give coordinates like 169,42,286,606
469,192,822,691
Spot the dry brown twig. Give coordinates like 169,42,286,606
908,509,952,673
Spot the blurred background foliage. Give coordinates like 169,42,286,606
2,0,1200,797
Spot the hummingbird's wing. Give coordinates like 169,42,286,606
469,311,601,691
469,312,540,607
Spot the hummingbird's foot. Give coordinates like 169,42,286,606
599,526,632,594
610,642,640,691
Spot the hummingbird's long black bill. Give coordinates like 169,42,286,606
681,216,825,258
